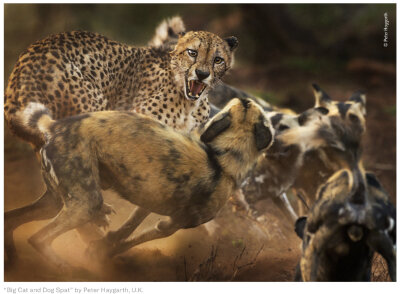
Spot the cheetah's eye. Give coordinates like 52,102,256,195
214,57,224,64
187,49,198,58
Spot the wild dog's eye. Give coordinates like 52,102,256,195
315,107,329,115
214,57,224,64
349,113,360,124
187,49,197,58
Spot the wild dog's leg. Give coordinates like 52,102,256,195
4,189,63,264
28,187,104,269
107,217,182,257
271,192,298,222
295,189,310,216
86,206,150,259
75,203,116,244
106,207,150,243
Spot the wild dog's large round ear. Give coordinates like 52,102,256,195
254,118,273,150
200,111,231,143
295,216,307,239
224,36,239,51
312,83,332,108
349,90,367,116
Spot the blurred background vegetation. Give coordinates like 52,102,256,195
5,4,396,85
4,4,396,198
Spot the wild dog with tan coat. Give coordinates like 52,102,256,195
13,98,273,268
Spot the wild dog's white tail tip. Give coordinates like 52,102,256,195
19,102,54,136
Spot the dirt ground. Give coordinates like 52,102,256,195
3,63,395,281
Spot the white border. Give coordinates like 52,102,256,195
1,1,398,293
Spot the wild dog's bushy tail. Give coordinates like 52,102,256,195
17,102,55,140
148,16,186,47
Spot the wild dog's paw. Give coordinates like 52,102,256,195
92,203,116,230
85,238,115,261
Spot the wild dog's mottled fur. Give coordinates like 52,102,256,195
294,169,396,281
238,85,367,222
5,28,238,149
12,98,273,267
293,84,367,211
241,106,338,221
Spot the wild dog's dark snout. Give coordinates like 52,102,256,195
254,119,273,151
239,98,251,109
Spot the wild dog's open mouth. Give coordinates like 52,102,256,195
185,79,207,100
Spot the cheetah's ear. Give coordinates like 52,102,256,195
200,111,231,143
224,36,239,51
178,31,186,38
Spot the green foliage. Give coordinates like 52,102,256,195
384,105,396,116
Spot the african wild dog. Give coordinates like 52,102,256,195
239,105,332,222
293,84,367,213
294,168,396,281
12,98,273,268
239,85,367,223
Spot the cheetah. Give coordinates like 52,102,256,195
4,29,238,149
4,27,238,264
148,15,298,115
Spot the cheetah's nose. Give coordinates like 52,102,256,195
195,69,210,81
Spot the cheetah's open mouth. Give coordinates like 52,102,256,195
185,79,207,100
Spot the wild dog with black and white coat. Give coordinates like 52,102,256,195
238,85,367,223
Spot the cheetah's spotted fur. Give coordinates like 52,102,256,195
5,29,238,148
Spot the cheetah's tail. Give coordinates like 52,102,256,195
148,16,186,47
17,102,55,139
